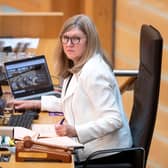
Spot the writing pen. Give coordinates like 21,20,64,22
60,118,65,125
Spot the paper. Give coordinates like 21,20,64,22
31,124,57,138
37,137,84,148
14,127,39,140
14,124,84,149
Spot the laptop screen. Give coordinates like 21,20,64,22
4,55,54,98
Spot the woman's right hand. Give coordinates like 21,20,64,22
7,100,41,110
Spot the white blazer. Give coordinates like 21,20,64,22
41,53,132,161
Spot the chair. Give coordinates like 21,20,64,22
76,24,163,168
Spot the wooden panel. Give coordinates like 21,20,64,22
116,1,168,44
51,0,81,19
159,79,168,105
115,26,140,68
35,38,58,79
83,0,113,58
155,110,168,137
0,12,64,38
115,51,139,69
115,58,138,70
147,138,168,167
161,50,168,72
0,0,52,12
143,0,168,13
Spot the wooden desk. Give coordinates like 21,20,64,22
0,86,74,168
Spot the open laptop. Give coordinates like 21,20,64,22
4,55,59,100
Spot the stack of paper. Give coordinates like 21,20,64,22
14,124,84,149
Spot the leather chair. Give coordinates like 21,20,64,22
75,24,163,168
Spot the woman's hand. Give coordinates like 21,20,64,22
55,122,77,137
7,100,41,110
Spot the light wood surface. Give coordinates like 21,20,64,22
1,156,74,168
0,12,64,38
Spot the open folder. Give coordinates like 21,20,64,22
14,125,84,149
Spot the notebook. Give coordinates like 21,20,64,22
4,55,59,100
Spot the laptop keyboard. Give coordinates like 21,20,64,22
7,112,36,129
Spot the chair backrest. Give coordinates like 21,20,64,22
129,24,163,164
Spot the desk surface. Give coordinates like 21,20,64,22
0,86,74,168
1,113,74,168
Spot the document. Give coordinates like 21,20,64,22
32,124,84,148
31,124,56,138
14,124,84,149
37,137,83,148
14,127,39,140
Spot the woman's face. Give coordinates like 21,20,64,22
61,27,87,63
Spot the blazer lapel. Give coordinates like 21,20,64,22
62,75,77,102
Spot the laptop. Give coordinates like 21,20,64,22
4,55,59,100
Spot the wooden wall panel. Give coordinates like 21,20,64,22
115,58,138,70
51,0,81,19
148,138,168,167
116,1,168,43
115,26,139,68
0,0,51,12
156,110,168,137
159,80,168,106
115,0,168,167
0,13,64,38
83,0,113,59
143,0,168,13
35,38,59,85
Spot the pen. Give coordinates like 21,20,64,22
60,118,65,125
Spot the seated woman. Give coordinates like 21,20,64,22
8,14,132,163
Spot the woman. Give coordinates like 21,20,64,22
10,14,132,162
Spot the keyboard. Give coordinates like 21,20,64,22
0,98,6,115
7,112,35,129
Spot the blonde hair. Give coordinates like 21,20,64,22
54,14,110,78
